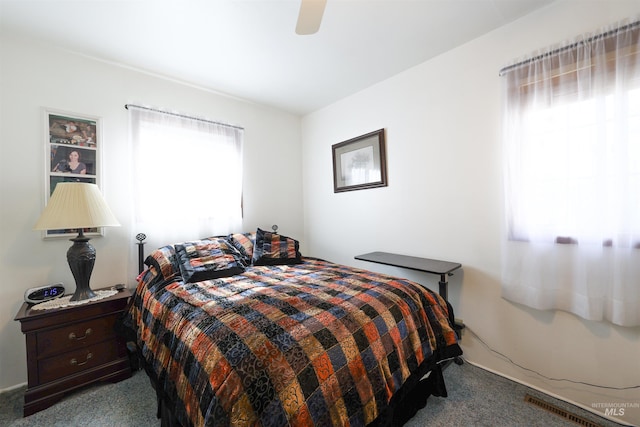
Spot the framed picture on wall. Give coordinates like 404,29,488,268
332,128,387,193
43,108,102,238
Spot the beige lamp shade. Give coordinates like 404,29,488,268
34,183,120,230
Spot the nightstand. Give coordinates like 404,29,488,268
14,287,132,416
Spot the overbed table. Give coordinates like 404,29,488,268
354,251,461,300
355,251,465,365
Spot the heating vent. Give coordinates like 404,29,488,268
524,394,603,427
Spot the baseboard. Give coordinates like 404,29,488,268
463,359,633,427
0,382,26,394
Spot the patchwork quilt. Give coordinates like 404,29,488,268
123,256,461,427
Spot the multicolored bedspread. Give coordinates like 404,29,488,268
124,257,461,427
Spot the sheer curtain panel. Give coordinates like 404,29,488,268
128,105,243,246
500,20,640,327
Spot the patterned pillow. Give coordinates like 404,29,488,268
175,238,246,283
227,232,256,264
252,228,302,266
144,245,178,280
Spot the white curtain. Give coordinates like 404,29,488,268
128,105,243,247
501,20,640,327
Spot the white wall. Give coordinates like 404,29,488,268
0,35,303,389
302,1,640,425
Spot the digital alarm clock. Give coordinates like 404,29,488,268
24,284,65,304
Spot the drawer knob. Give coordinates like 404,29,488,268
68,328,92,341
70,352,93,366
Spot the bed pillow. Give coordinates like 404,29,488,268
175,238,246,283
227,232,256,264
144,245,179,280
252,228,302,266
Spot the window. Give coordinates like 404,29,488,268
128,105,243,244
507,88,640,246
500,20,640,327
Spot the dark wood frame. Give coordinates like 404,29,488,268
332,129,387,193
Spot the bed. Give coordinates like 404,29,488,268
120,228,462,427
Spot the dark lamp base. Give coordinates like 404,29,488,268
67,230,97,301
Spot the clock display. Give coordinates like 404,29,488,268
24,284,65,304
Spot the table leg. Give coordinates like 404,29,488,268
438,273,448,300
439,273,464,365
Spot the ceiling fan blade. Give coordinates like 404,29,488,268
295,0,327,35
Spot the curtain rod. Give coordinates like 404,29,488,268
124,104,244,131
499,19,640,76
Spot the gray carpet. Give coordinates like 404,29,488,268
0,361,628,427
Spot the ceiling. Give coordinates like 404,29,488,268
0,0,555,115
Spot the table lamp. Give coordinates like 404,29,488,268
34,182,120,301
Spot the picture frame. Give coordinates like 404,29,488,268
43,108,102,238
332,129,387,193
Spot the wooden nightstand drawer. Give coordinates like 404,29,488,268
37,315,117,358
38,339,119,384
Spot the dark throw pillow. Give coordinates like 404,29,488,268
175,238,246,283
144,245,179,280
227,232,256,265
252,228,302,266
